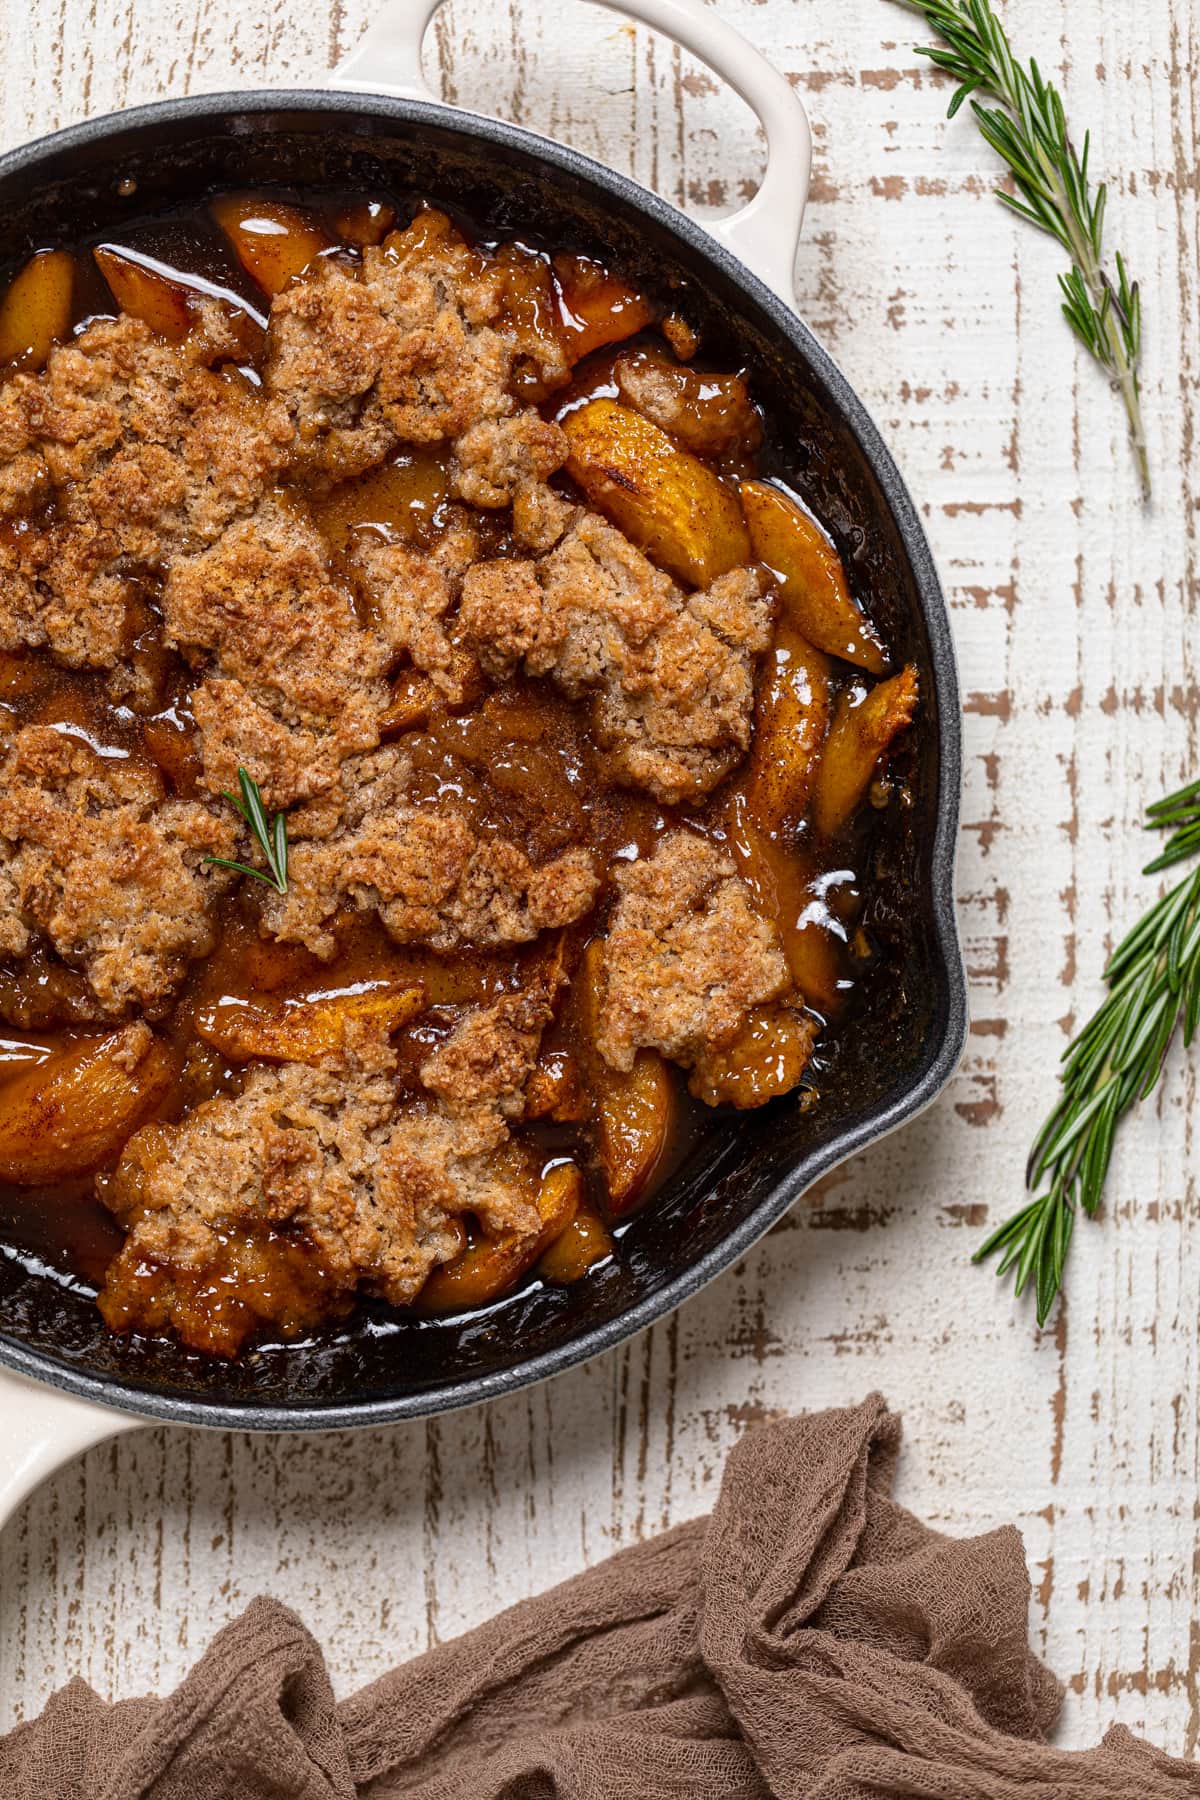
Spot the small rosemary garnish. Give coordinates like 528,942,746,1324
976,776,1200,1324
893,0,1150,498
204,766,289,895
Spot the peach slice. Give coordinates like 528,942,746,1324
0,249,74,369
577,940,675,1215
564,397,751,588
741,480,887,674
724,793,842,1016
594,1050,676,1214
811,665,920,840
554,253,655,363
538,1203,613,1283
333,198,398,248
613,347,761,457
210,195,333,296
93,247,194,340
0,1026,173,1184
418,1160,583,1312
743,620,831,831
524,1048,587,1123
195,983,426,1065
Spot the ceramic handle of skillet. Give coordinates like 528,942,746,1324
331,0,812,304
0,1366,143,1533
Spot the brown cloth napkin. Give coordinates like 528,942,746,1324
3,1394,1196,1798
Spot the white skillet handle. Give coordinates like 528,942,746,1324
331,0,812,303
0,1366,143,1533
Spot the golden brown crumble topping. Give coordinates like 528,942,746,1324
0,725,236,1018
0,195,916,1355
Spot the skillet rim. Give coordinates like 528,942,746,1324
0,88,968,1430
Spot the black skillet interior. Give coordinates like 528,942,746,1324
0,94,966,1428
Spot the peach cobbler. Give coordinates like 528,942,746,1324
0,193,916,1354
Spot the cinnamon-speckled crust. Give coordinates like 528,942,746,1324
597,564,772,802
451,413,568,508
460,512,773,803
457,558,548,680
264,209,562,491
0,516,133,668
261,744,600,958
0,316,294,667
378,305,512,449
352,510,480,697
0,385,48,521
596,830,791,1074
262,259,398,483
98,1067,475,1333
511,480,577,552
0,726,237,1018
163,500,391,813
0,217,563,681
417,986,557,1123
100,990,552,1343
420,984,560,1125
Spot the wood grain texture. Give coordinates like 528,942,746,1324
1,0,1198,1757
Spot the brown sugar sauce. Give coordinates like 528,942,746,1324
0,188,905,1351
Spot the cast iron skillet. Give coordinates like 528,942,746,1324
0,3,966,1439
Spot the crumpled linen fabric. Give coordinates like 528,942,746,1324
3,1394,1196,1798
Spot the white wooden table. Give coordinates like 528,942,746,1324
2,0,1197,1758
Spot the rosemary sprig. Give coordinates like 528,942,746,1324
204,767,289,895
976,776,1200,1323
893,0,1150,498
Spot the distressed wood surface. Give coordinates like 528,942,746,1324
1,0,1198,1758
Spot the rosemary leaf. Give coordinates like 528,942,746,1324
976,777,1200,1323
203,767,290,896
892,0,1151,498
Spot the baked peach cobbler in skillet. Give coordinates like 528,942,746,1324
0,195,917,1355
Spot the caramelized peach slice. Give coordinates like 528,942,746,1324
0,1025,173,1184
334,198,398,248
93,247,193,341
379,670,440,737
418,1160,583,1313
744,621,831,830
725,794,842,1016
210,196,332,296
688,1003,818,1109
494,243,566,399
195,983,426,1065
811,665,919,840
0,249,74,369
563,398,752,589
208,927,319,999
554,254,655,362
379,652,481,737
594,1051,676,1214
538,1203,613,1283
524,1048,587,1122
525,926,575,1006
578,940,675,1215
613,348,761,458
741,481,887,675
662,312,699,361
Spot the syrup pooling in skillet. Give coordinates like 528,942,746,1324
0,190,918,1355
